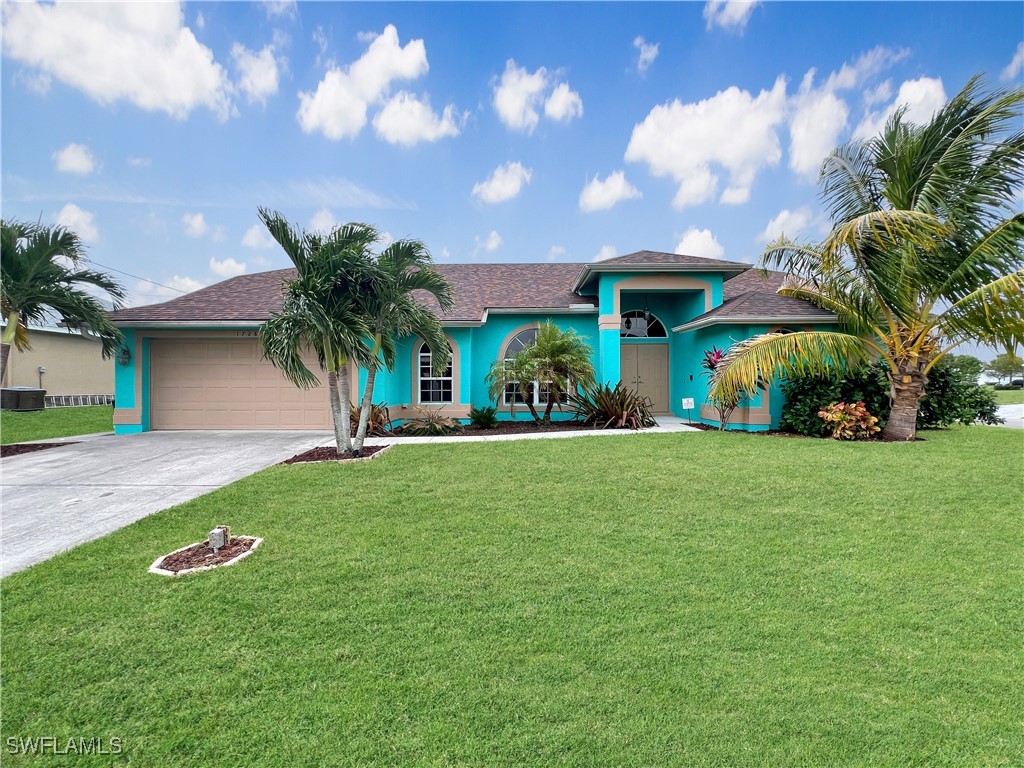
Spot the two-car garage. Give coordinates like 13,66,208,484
149,339,333,430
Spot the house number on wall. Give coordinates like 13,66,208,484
235,331,258,337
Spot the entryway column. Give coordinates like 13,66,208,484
598,316,620,385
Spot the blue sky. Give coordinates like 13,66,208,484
2,1,1022,315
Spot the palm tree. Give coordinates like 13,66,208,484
1,219,125,385
710,77,1023,441
486,321,596,423
351,239,454,456
257,208,377,454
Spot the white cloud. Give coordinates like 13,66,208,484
211,226,227,243
787,47,908,181
634,37,659,74
13,69,52,95
544,82,583,123
492,59,581,132
703,0,760,32
242,224,277,250
440,247,451,260
372,91,461,145
129,275,206,307
592,245,618,262
825,46,908,92
56,203,99,242
493,60,549,133
195,11,205,30
548,245,567,261
1,2,234,120
788,72,850,181
625,77,787,208
53,143,99,175
863,79,892,107
182,212,209,238
675,228,724,260
472,162,533,204
1001,42,1024,81
309,208,337,232
473,230,503,256
579,171,642,213
232,43,280,106
854,76,947,139
127,156,151,168
209,256,247,277
756,207,811,243
262,0,297,20
297,24,428,140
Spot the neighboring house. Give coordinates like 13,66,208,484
106,251,836,434
1,324,114,400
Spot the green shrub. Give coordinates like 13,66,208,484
781,360,1002,436
817,401,881,440
350,402,394,436
398,408,464,437
468,405,499,430
568,383,656,429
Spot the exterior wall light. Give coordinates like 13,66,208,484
116,346,132,366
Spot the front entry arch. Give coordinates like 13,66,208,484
620,343,669,413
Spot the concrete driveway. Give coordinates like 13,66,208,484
1,430,331,577
994,404,1024,429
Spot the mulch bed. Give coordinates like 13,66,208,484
0,442,77,458
282,444,388,464
453,420,598,437
157,537,257,574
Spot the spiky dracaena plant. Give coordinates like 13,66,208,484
257,208,378,454
1,219,126,384
710,77,1024,441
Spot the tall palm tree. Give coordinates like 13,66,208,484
710,77,1023,441
486,321,596,423
1,219,125,385
351,239,454,456
257,208,377,454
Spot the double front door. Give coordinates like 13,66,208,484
620,343,669,413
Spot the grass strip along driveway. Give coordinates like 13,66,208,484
0,405,113,445
1,427,1021,766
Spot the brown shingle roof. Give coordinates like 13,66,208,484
107,261,833,327
108,264,597,324
597,249,751,269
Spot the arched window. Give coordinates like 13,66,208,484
620,310,667,338
418,342,453,404
501,327,567,406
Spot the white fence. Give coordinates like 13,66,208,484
45,394,115,407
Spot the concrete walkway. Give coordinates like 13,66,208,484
1,430,330,577
366,415,700,446
993,404,1024,429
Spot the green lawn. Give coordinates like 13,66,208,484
0,405,113,445
2,428,1022,766
988,386,1024,406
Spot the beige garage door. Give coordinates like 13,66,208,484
151,339,333,430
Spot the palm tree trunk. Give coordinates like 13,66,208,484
326,370,346,454
352,360,378,456
542,390,556,422
882,366,926,441
336,360,353,453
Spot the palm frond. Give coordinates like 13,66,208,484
709,331,873,404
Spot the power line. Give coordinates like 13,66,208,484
84,258,189,295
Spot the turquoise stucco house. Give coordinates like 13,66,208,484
107,251,836,434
